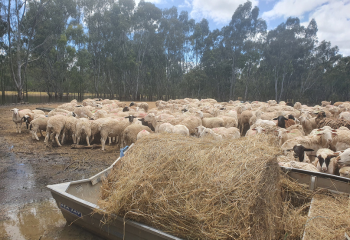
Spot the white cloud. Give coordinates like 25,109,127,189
262,0,350,56
262,0,330,20
189,0,259,24
308,1,350,56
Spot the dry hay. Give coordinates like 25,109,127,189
303,193,350,240
279,175,315,239
98,134,285,239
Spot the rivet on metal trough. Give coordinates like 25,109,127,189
310,176,317,191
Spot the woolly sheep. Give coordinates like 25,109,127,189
29,115,48,140
61,116,79,144
246,126,265,136
339,166,350,178
75,118,92,146
199,128,222,140
315,148,339,174
44,115,66,147
137,129,151,140
281,130,333,162
278,161,319,172
277,129,304,146
93,110,108,120
339,112,350,121
74,106,93,119
99,117,136,150
122,124,152,147
11,108,33,133
316,111,350,129
212,127,240,139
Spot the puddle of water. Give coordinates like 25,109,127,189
0,199,102,240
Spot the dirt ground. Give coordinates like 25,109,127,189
0,101,156,239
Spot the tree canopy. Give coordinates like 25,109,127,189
1,0,348,104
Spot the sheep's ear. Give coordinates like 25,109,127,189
252,128,256,130
273,118,278,120
304,149,314,152
332,133,337,136
286,149,293,152
262,129,266,131
318,129,322,131
138,119,142,121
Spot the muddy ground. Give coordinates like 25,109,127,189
0,101,156,239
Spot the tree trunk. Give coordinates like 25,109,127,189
229,56,235,100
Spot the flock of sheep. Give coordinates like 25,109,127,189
10,98,350,179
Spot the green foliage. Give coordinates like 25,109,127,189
1,0,348,103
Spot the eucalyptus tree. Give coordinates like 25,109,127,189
222,1,266,101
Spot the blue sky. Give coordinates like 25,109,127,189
141,0,350,56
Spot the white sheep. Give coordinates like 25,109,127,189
74,106,93,119
44,115,66,146
212,127,240,139
202,117,224,128
61,116,79,144
277,129,304,146
137,129,151,140
11,108,33,133
278,161,319,172
122,125,152,147
199,128,222,140
29,115,49,140
75,118,92,146
246,126,265,136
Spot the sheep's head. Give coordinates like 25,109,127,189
144,113,155,122
11,108,19,115
22,115,32,129
129,102,135,107
125,115,136,123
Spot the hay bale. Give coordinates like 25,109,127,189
98,134,283,239
303,193,350,240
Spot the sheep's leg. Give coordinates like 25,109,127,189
90,135,94,144
55,133,62,147
18,122,22,133
72,134,76,144
35,130,39,141
77,136,80,145
51,133,55,143
44,129,50,143
101,137,106,151
108,137,112,145
40,130,43,137
61,132,66,144
86,136,90,146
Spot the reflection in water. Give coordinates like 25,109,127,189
0,199,102,240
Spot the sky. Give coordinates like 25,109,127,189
140,0,350,56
